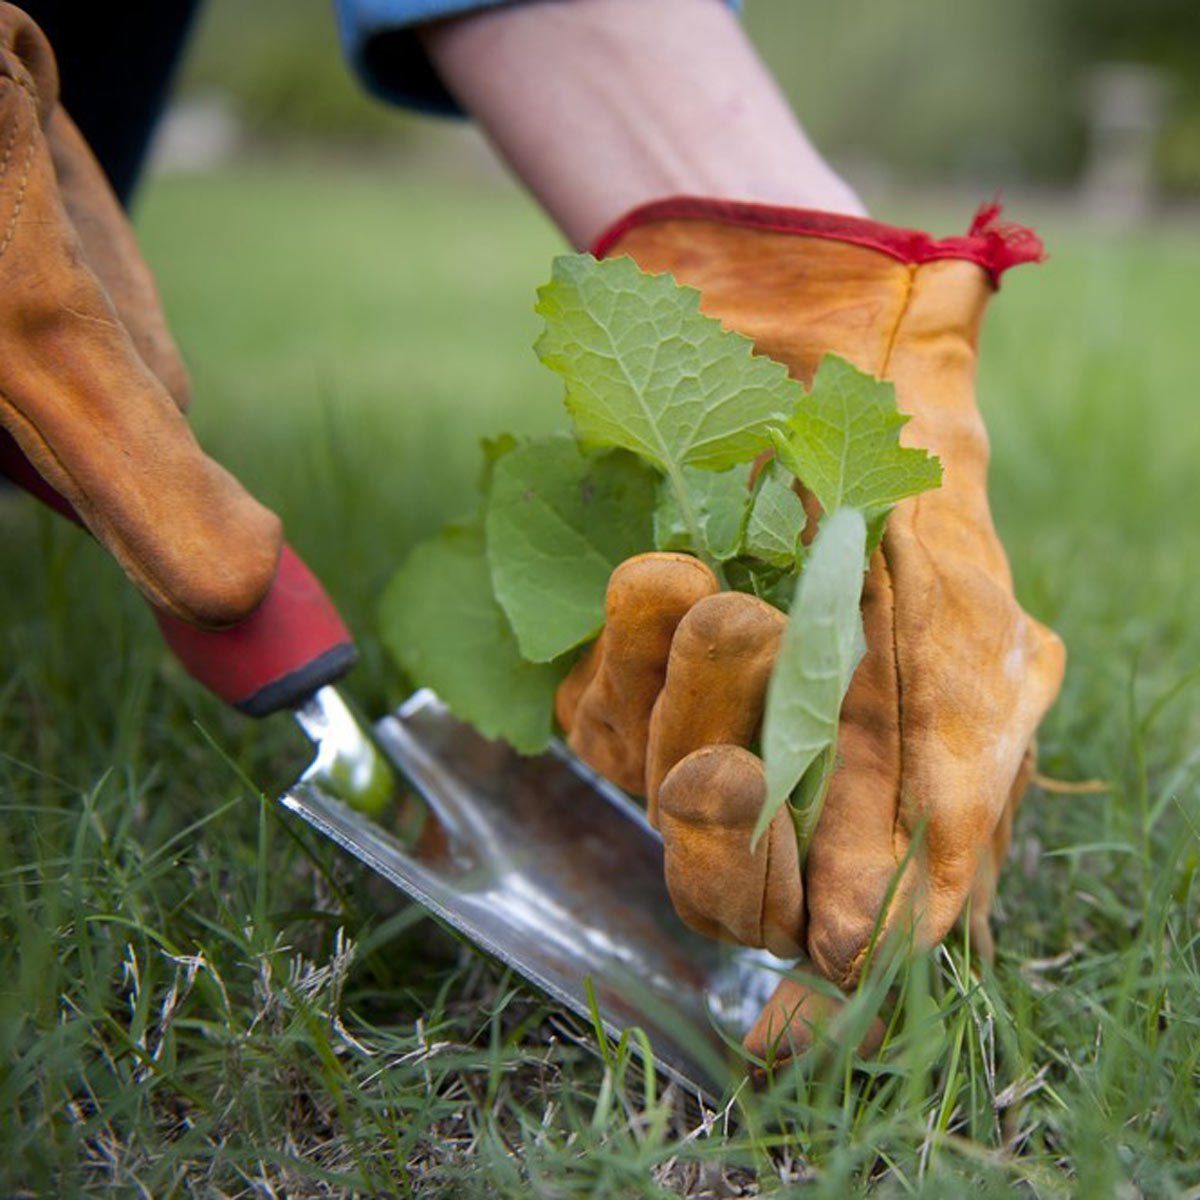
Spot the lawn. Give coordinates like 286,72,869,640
2,166,1198,1196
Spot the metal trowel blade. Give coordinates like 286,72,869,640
280,687,788,1101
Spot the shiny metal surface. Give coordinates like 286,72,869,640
293,687,393,810
281,687,788,1099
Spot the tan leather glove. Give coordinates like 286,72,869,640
557,198,1066,1064
0,4,281,627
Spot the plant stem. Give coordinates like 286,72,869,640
665,462,728,587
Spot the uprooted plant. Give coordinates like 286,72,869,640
380,254,941,853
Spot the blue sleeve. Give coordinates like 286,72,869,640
335,0,742,117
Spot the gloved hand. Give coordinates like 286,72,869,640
0,4,281,627
557,198,1066,1064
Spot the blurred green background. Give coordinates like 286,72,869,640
176,0,1200,194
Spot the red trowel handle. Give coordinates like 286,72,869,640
0,431,356,716
151,544,356,716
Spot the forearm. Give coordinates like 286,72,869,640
419,0,864,248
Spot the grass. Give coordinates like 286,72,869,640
2,165,1198,1196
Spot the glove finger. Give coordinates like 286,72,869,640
965,739,1036,963
808,584,1066,989
0,10,281,627
0,3,54,109
743,975,886,1070
554,635,601,733
657,744,804,958
48,108,191,410
562,552,717,793
645,589,785,824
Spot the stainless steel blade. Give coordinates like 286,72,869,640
281,687,789,1099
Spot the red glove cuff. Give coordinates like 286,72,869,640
591,197,1043,288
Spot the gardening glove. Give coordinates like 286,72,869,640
0,4,282,627
556,198,1066,1063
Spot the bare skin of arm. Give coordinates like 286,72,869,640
418,0,864,249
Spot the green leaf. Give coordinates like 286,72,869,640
477,432,519,493
724,558,797,614
769,355,942,542
535,254,801,476
379,525,566,754
788,744,837,849
653,466,753,562
757,507,869,849
742,460,807,569
485,435,657,663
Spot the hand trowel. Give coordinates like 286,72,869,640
3,432,785,1100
